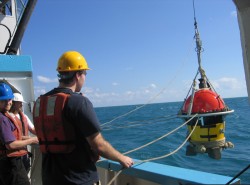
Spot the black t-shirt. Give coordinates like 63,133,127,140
41,88,101,185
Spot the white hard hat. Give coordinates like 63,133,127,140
13,93,26,103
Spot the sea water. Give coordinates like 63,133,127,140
95,97,250,184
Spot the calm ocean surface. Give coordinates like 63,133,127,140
95,97,250,184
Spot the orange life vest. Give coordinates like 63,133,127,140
33,93,76,153
11,111,29,136
0,112,28,157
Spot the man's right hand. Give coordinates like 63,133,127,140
119,155,134,168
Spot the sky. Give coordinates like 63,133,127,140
21,0,247,107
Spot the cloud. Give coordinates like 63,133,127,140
82,84,161,107
205,77,247,98
149,83,157,89
231,10,237,18
211,77,245,90
34,86,46,98
37,75,57,83
112,82,119,86
32,77,246,107
142,83,157,95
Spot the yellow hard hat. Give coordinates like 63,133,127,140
57,51,90,72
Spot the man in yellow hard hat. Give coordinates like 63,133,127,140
33,51,134,185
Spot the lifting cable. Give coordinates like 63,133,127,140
106,116,199,185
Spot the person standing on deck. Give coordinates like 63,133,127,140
33,51,134,185
9,93,36,174
0,83,39,185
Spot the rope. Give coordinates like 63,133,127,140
107,170,123,185
98,114,197,163
101,114,176,128
106,117,199,185
140,117,198,162
101,114,177,131
100,104,149,127
123,114,198,155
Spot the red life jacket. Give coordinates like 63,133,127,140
33,93,76,153
0,112,28,157
11,111,29,136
